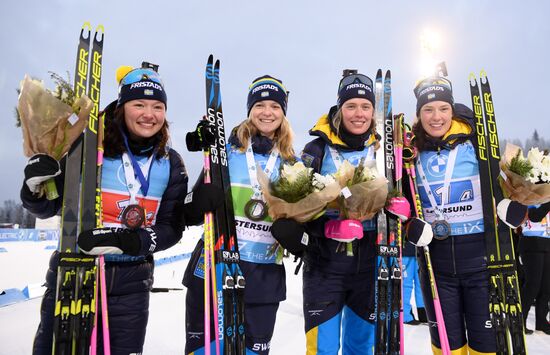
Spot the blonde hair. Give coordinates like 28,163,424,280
331,107,380,150
235,115,295,161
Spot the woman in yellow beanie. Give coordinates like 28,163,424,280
21,62,223,354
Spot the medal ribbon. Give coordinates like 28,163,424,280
121,132,156,199
121,153,155,204
245,144,279,200
328,146,374,170
417,148,458,220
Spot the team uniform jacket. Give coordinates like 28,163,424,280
21,147,188,355
405,104,497,353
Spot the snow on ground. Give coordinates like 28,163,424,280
1,228,549,354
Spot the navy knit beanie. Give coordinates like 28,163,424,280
117,63,167,108
414,76,454,115
247,75,288,115
337,71,375,108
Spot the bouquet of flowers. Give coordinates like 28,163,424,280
333,158,388,221
499,143,550,205
17,73,93,199
257,161,342,222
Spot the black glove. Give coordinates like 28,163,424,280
186,120,216,152
271,218,309,256
405,217,433,247
23,154,61,194
496,199,528,228
528,201,550,223
77,227,141,256
182,183,225,226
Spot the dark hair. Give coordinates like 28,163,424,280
413,104,457,152
412,120,429,152
102,105,170,158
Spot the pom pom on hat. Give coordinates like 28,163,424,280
116,63,167,108
116,66,134,84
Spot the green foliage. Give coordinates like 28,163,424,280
349,157,376,186
49,71,77,109
271,169,314,203
507,150,533,178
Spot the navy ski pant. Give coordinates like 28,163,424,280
520,248,550,328
183,240,284,355
418,261,496,353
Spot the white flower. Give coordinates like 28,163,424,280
361,166,378,181
312,173,335,192
525,147,550,183
527,147,545,170
528,168,541,184
281,162,311,184
540,155,550,183
334,160,355,181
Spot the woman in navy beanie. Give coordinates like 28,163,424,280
405,75,501,353
271,69,409,354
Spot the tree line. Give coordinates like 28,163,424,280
0,199,36,228
502,130,549,153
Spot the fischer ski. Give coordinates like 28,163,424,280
53,22,106,355
469,71,526,355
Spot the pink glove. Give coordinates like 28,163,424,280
325,219,364,242
386,196,411,221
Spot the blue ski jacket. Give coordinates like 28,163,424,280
21,129,188,353
404,103,488,275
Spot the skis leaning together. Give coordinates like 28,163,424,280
53,22,107,355
469,72,526,355
202,55,246,355
374,69,403,354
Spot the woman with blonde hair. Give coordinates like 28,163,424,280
183,75,297,354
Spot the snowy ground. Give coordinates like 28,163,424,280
1,228,549,354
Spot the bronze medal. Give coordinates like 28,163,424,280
121,204,146,229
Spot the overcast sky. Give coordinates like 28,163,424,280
1,0,549,202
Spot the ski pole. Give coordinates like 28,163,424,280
403,125,451,355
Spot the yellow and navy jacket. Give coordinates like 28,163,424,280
301,111,379,274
